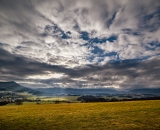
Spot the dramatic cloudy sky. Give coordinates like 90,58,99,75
0,0,160,89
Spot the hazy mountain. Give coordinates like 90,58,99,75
35,87,120,96
0,81,42,95
129,88,160,95
1,81,160,96
0,81,120,96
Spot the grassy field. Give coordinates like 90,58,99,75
39,96,79,102
25,95,79,102
0,100,160,130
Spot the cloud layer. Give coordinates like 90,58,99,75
0,0,160,89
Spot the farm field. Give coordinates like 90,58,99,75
0,100,160,130
39,96,79,102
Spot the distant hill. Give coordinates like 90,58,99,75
0,81,42,95
0,81,121,96
36,87,120,96
129,88,160,95
2,81,160,96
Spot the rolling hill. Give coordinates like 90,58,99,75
36,87,120,96
129,88,160,95
0,81,42,95
1,81,160,96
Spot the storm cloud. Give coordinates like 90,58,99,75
0,0,160,89
0,47,160,89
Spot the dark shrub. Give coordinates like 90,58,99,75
15,99,23,105
0,102,8,106
110,98,119,102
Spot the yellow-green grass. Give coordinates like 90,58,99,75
40,96,79,101
0,100,160,130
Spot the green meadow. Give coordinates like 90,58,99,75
0,100,160,130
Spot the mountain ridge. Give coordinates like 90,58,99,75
35,87,120,96
0,81,42,95
129,88,160,95
1,81,160,96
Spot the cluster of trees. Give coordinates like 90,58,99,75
77,95,160,102
54,100,71,104
77,96,121,102
77,96,108,102
0,101,8,106
0,99,23,106
14,99,23,105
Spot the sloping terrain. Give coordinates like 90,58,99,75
0,81,42,95
130,88,160,95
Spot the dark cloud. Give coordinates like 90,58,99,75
0,0,160,89
0,48,160,89
0,48,74,78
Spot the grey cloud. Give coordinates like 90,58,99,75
0,0,160,89
0,48,160,89
0,48,74,77
38,57,160,88
0,0,37,34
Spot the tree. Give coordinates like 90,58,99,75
15,99,23,105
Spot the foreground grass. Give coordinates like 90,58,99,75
0,100,160,130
